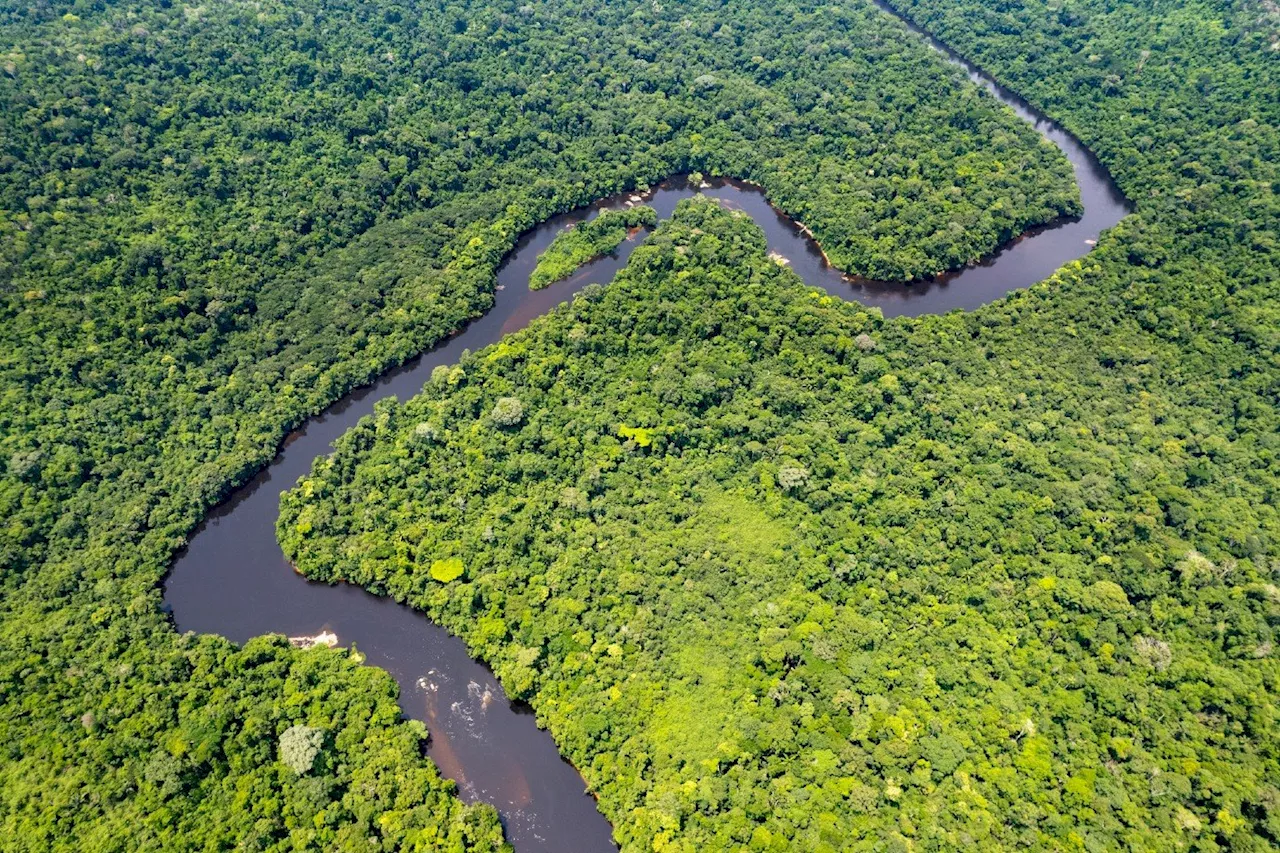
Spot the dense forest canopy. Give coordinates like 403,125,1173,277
283,195,1279,850
0,0,1083,846
280,0,1280,850
1,0,1278,850
530,206,658,290
0,0,1076,580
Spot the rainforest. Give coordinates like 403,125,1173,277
1,0,1277,851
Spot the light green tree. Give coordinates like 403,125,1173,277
279,724,324,775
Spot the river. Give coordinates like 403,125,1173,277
162,5,1130,851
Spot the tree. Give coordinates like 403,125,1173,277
491,397,525,427
279,725,324,775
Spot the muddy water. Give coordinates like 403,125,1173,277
163,8,1129,852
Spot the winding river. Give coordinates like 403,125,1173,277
163,5,1130,851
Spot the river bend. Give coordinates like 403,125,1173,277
163,5,1130,851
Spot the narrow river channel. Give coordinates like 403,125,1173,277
163,5,1130,850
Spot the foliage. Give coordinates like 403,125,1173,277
278,724,324,775
283,193,1279,851
0,0,1075,845
1,632,507,850
430,558,467,584
2,0,1277,848
617,425,655,449
776,465,810,492
490,396,526,427
530,207,658,289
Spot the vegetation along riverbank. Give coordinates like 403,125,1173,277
1,0,1276,850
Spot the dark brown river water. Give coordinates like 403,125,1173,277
163,5,1130,850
